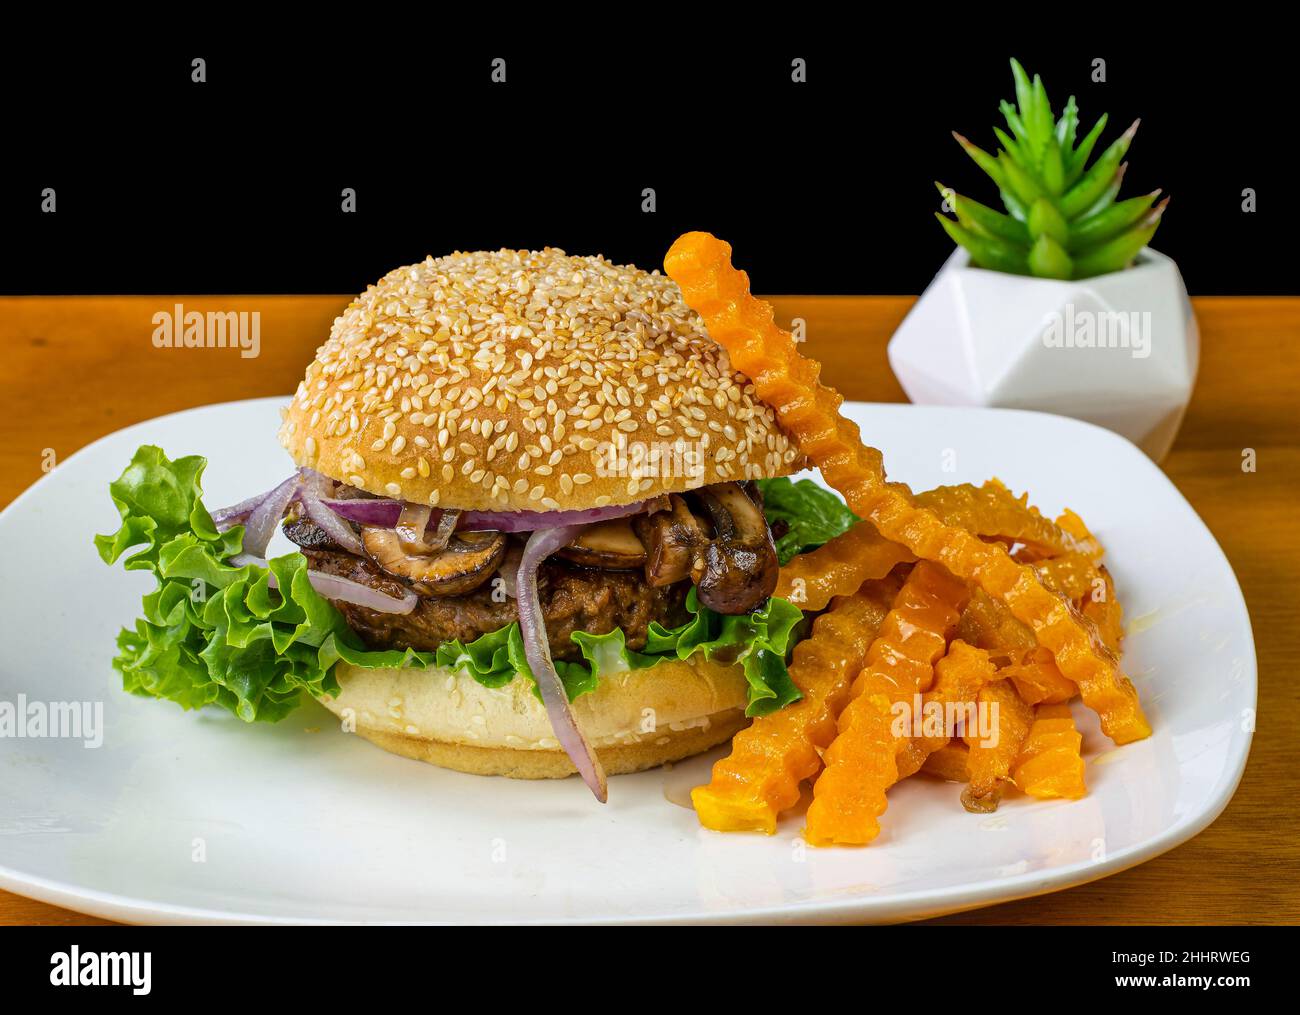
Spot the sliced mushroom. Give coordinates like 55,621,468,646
557,518,647,570
361,527,506,596
633,494,711,587
694,482,780,615
282,502,344,552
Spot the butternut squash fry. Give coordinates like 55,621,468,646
921,739,971,782
803,562,968,845
896,640,999,779
664,231,1149,747
1013,703,1087,799
962,679,1035,811
774,521,913,611
691,574,901,833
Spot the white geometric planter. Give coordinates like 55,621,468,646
887,247,1199,461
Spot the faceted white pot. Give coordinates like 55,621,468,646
887,247,1199,461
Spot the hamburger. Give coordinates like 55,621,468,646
98,248,842,803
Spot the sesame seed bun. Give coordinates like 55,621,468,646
278,248,802,511
316,656,751,779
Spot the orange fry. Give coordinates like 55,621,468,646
1034,552,1103,602
958,586,1088,706
804,562,969,845
1036,553,1123,655
1056,508,1102,558
1002,647,1077,705
957,589,1038,666
914,480,1102,561
921,739,971,782
1013,703,1087,799
775,487,1095,612
665,231,1149,746
774,521,913,611
691,575,900,833
896,639,999,779
962,680,1035,812
1083,565,1124,656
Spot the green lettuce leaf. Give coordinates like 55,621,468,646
435,589,805,718
756,476,859,565
99,446,808,722
96,447,405,722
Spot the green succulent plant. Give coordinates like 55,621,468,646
935,59,1168,280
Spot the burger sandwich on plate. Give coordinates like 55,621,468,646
97,248,857,801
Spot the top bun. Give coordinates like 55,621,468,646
279,248,802,512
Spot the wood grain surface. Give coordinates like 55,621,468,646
1,294,1296,925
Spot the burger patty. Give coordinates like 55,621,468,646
299,544,689,660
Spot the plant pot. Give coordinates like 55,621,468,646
886,247,1199,461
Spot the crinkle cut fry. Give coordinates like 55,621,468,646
962,678,1035,812
1056,508,1102,558
1002,648,1076,705
1084,565,1124,656
958,589,1037,665
781,491,1098,612
774,521,914,610
1034,552,1103,602
664,231,1149,746
922,739,971,782
958,593,1074,703
1035,556,1123,655
1013,702,1087,800
691,574,901,833
914,481,1102,561
896,639,999,779
803,561,969,846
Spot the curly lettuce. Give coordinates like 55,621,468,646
436,589,804,717
755,476,859,565
97,446,807,723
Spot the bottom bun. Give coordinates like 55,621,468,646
318,655,752,779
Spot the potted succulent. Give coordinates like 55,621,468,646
887,59,1199,461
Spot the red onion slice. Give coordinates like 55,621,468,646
496,543,524,599
299,480,365,556
240,476,301,558
395,503,434,552
212,489,272,531
304,570,418,614
228,553,417,614
427,509,460,552
464,499,659,533
516,525,608,802
317,498,404,526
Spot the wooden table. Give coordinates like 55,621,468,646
2,295,1296,925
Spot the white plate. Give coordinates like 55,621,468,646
0,398,1255,924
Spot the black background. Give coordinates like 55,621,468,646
0,925,1279,996
2,36,1287,295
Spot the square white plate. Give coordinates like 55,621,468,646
0,398,1255,924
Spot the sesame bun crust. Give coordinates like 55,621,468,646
317,656,751,779
279,249,802,511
